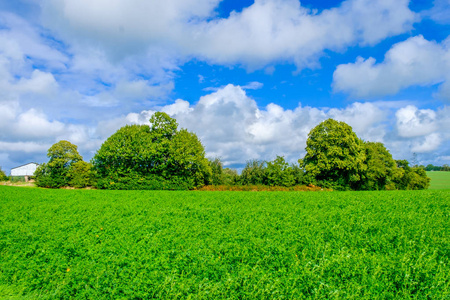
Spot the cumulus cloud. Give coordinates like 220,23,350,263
395,105,438,138
411,133,442,153
1,83,448,172
422,0,450,24
41,0,416,69
1,1,448,173
242,81,264,90
391,105,450,156
333,35,450,100
122,85,429,167
122,86,450,168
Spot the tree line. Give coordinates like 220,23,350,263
423,164,450,171
32,113,431,190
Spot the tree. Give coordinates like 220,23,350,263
0,166,7,182
209,158,224,185
93,112,211,190
222,168,239,185
67,161,95,188
264,156,295,187
393,160,430,190
166,128,212,187
240,159,266,185
35,140,83,188
360,142,397,190
302,119,366,190
92,124,153,179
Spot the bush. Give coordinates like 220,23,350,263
67,161,96,188
0,167,8,182
393,160,430,190
96,174,194,190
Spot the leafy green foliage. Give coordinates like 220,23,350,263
238,157,304,187
167,129,211,187
425,164,450,171
0,186,449,299
303,119,430,191
223,168,239,185
0,166,7,181
264,156,295,187
93,112,211,190
209,158,224,185
360,142,397,190
303,119,366,190
393,160,430,190
67,161,96,188
240,159,266,185
35,140,84,188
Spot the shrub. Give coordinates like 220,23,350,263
0,167,8,182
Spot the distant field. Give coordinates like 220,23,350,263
0,186,449,299
427,171,450,189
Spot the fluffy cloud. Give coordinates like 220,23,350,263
395,105,438,138
0,100,103,171
1,1,448,173
411,133,442,153
124,85,447,167
333,35,450,100
1,84,448,173
391,105,450,155
41,0,416,69
422,0,450,24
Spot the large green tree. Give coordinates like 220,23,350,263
93,112,211,190
360,142,397,190
35,140,85,188
302,119,366,190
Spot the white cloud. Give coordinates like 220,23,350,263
0,141,49,153
0,2,448,173
422,0,450,24
14,70,58,95
14,109,65,140
41,0,416,69
411,133,442,153
333,35,450,99
396,105,438,138
125,86,448,166
327,102,387,141
122,85,416,166
0,83,448,173
242,81,264,90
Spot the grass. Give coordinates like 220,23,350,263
427,171,450,190
0,186,449,299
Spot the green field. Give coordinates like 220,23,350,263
427,171,450,190
0,187,449,299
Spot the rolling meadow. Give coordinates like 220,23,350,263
0,186,449,299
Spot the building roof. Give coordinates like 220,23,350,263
11,162,40,170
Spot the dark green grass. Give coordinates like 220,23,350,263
427,171,450,190
0,187,449,299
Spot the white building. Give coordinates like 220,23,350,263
11,163,39,178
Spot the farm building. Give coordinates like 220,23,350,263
11,163,39,181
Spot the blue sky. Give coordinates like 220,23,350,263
0,0,450,172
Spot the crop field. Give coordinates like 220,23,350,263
427,171,450,190
0,187,449,299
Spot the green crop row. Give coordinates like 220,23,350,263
0,186,449,299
